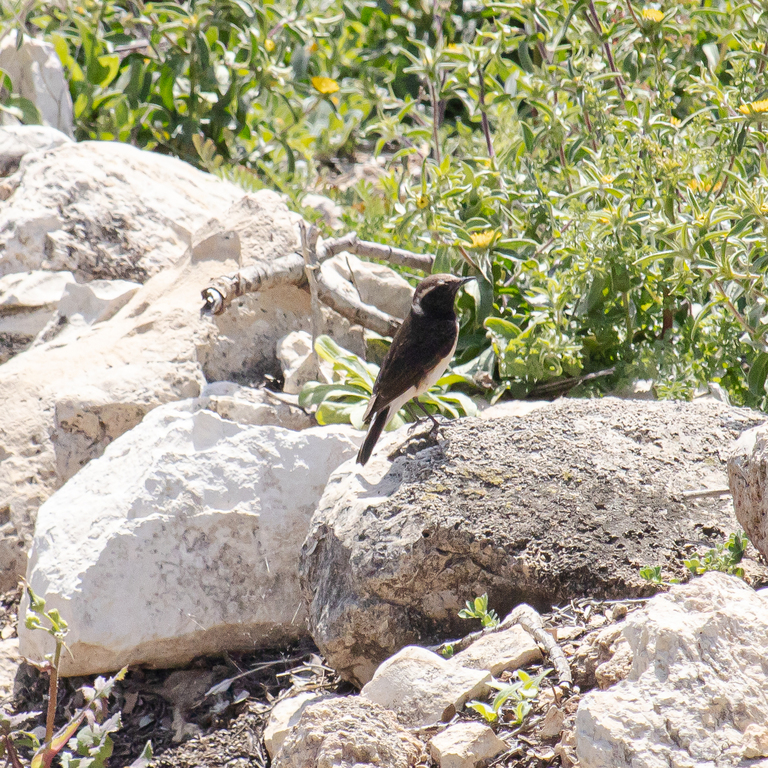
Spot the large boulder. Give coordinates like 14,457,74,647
19,398,361,676
575,573,768,768
0,140,243,281
300,398,766,684
0,158,310,590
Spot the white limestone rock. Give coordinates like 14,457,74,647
272,696,424,768
0,186,308,591
452,624,542,676
301,194,343,229
201,381,313,432
429,722,507,768
33,278,142,347
57,278,141,325
0,140,243,281
0,638,20,705
575,572,768,768
0,33,73,136
263,692,334,759
276,330,336,396
19,400,361,675
322,252,414,321
0,125,72,177
0,270,74,361
361,646,491,728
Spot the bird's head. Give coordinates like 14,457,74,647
412,273,476,316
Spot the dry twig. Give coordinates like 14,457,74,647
201,232,433,337
432,604,573,690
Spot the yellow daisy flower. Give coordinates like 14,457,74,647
469,230,496,249
739,99,768,116
641,7,664,22
416,195,430,210
311,76,340,95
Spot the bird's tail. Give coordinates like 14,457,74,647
357,407,390,465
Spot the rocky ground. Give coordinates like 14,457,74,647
3,583,670,768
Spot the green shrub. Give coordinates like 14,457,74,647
7,0,768,407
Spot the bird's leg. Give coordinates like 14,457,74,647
413,399,441,436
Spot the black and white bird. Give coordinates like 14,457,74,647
356,273,475,465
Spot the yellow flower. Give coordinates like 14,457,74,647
311,76,340,95
308,41,319,53
264,38,275,52
641,7,664,22
469,230,496,249
688,179,722,194
739,99,768,116
600,174,615,185
416,195,430,210
670,116,681,126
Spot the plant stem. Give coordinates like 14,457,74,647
586,0,626,104
45,641,63,746
478,65,495,162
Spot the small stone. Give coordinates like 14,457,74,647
263,691,332,759
743,724,768,759
276,330,332,395
272,696,423,768
452,624,542,676
361,646,491,728
594,637,633,690
587,613,608,628
608,604,628,621
0,638,20,704
539,705,565,740
555,626,585,641
429,721,507,768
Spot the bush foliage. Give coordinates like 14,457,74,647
4,0,768,406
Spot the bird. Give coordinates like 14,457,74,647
356,273,475,465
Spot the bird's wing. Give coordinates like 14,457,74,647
363,312,457,423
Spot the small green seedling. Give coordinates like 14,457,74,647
22,583,151,768
458,593,500,629
684,531,748,578
641,531,749,586
467,668,551,725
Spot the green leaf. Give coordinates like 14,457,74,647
747,352,768,397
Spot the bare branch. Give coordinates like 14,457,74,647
431,603,573,690
316,264,401,337
201,231,432,337
318,232,435,272
201,252,306,315
300,223,323,370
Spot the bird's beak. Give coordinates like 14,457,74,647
460,276,477,285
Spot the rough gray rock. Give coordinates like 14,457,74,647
272,696,424,768
728,423,768,560
575,573,768,768
300,398,766,684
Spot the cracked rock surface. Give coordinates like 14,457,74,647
300,397,766,685
575,572,768,768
